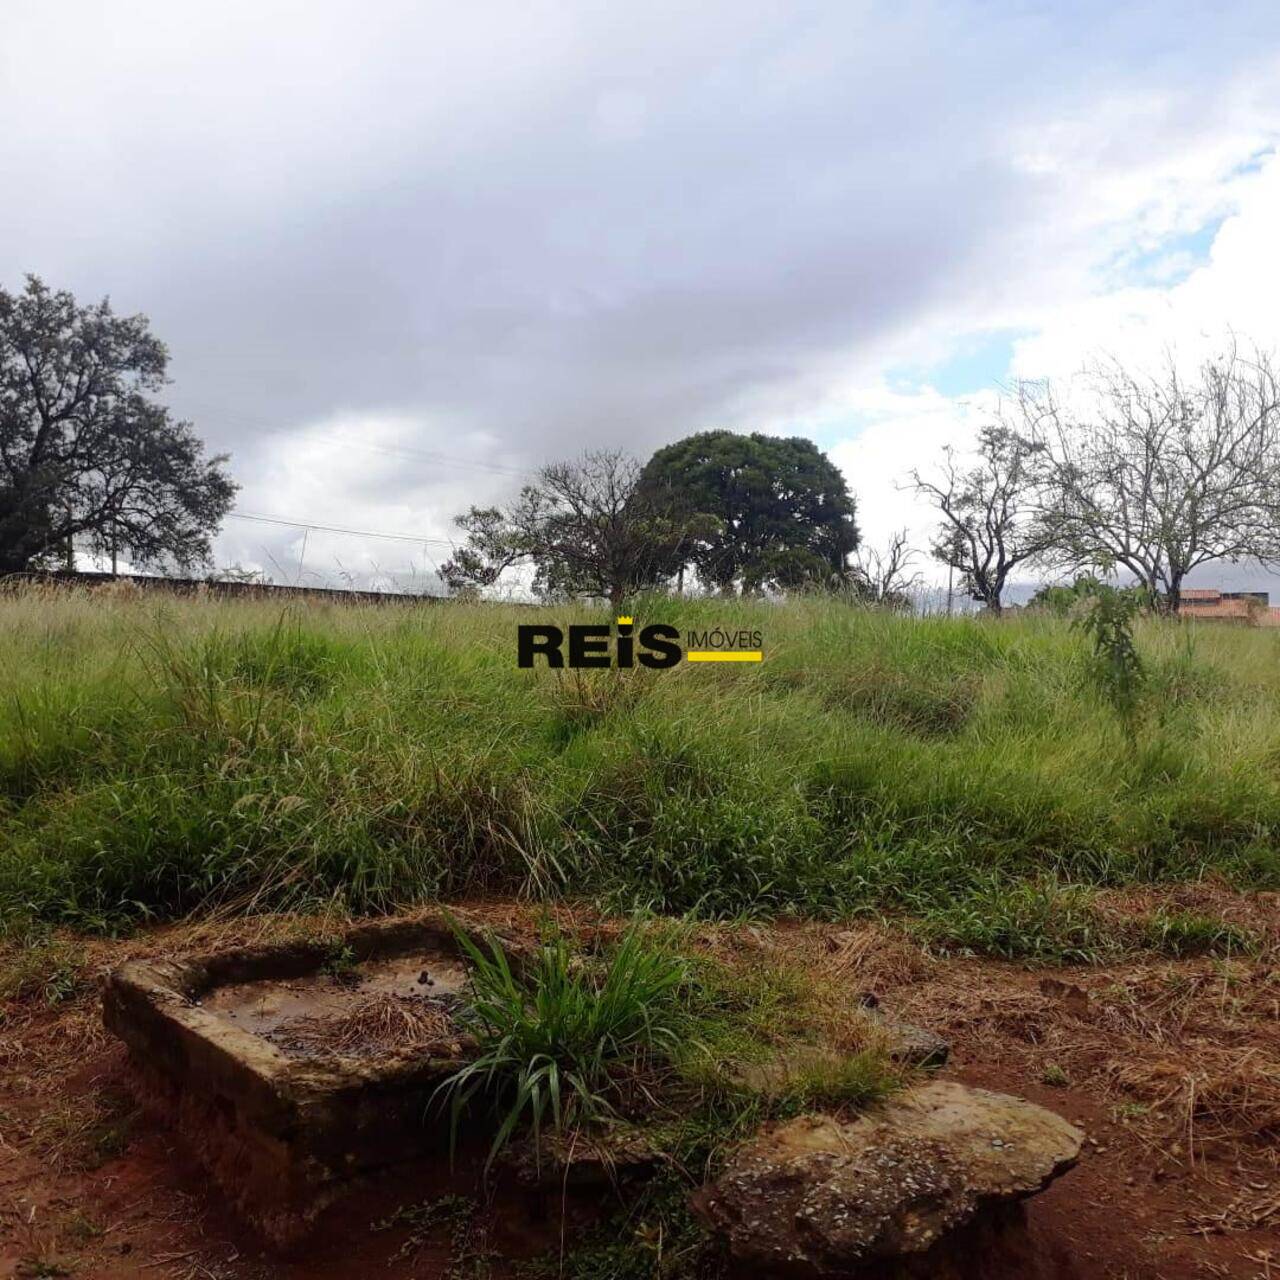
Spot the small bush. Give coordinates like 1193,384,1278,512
1074,585,1147,729
1139,909,1258,957
0,926,86,1005
438,922,690,1168
916,880,1114,964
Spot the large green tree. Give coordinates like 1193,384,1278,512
0,276,236,575
636,430,859,592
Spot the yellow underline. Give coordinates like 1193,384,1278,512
685,650,763,663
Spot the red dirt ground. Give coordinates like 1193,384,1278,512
2,898,1278,1279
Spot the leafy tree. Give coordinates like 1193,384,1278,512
1027,573,1104,617
0,276,236,575
911,425,1049,614
1019,345,1280,613
440,450,706,604
636,430,858,593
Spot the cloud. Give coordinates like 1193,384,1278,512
3,1,1279,587
827,387,996,589
1010,152,1280,380
826,149,1280,590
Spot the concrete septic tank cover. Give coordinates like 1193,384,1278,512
102,913,502,1246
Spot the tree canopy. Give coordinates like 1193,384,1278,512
912,425,1050,613
636,430,858,593
0,276,236,575
440,450,708,604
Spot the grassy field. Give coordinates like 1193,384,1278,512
1,585,1277,957
3,585,1279,1278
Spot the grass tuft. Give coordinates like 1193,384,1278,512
0,924,87,1005
438,921,690,1169
1139,909,1259,958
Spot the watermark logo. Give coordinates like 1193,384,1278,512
684,625,764,663
517,617,763,668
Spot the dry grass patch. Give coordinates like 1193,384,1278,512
871,920,1280,1165
269,992,464,1058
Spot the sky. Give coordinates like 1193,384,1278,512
4,1,1280,595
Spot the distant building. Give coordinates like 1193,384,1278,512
1180,588,1280,625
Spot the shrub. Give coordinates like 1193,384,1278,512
438,922,690,1169
1074,584,1148,729
915,880,1114,964
1139,910,1258,957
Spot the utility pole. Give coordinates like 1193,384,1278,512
295,528,309,585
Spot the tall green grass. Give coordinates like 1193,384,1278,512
0,587,1276,939
440,921,690,1168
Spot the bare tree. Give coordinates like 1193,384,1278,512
911,425,1049,613
849,528,921,609
1020,345,1280,612
440,450,704,605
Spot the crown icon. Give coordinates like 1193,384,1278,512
616,616,633,626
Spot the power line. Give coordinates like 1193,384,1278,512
177,400,533,479
268,429,530,479
227,510,458,547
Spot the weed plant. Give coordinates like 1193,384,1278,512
0,589,1276,954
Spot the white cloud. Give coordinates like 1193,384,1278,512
214,412,517,589
212,143,1280,591
6,1,1280,594
1011,150,1280,380
827,389,995,586
826,149,1280,590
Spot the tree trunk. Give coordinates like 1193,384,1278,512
978,572,1002,615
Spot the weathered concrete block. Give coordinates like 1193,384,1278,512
102,913,495,1246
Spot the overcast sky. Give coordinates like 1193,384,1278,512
4,2,1280,593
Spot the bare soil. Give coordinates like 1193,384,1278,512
2,895,1278,1279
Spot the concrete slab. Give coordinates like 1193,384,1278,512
102,913,497,1245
